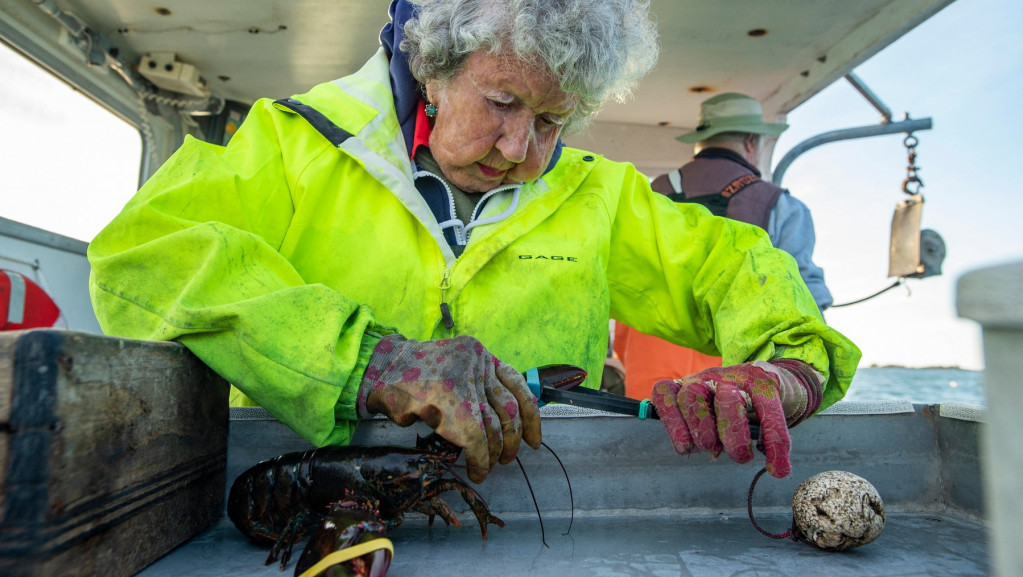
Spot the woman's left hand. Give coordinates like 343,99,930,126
651,360,821,479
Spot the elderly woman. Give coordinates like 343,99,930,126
88,0,859,484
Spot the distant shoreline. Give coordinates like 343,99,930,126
862,364,979,371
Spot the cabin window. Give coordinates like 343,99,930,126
0,43,141,243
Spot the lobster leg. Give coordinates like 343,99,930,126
267,510,309,569
424,479,505,539
412,496,463,529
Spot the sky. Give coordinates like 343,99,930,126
2,0,1021,370
773,0,1023,370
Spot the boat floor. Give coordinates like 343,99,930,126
136,403,989,576
137,510,988,577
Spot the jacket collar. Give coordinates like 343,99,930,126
694,147,762,177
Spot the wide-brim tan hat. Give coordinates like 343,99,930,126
676,92,789,144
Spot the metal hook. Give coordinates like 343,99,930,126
902,133,923,195
902,176,924,194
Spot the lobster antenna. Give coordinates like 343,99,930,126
542,441,574,535
514,456,548,548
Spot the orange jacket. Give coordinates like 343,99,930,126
613,322,721,400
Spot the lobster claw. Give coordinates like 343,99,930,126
293,498,393,577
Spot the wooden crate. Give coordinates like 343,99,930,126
0,330,229,577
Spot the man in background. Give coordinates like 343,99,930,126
614,92,832,400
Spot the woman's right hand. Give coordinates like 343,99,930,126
357,334,541,483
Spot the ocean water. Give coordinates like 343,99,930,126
843,366,986,406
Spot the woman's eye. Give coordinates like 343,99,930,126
490,99,511,110
538,115,564,129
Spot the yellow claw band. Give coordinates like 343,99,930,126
295,538,395,577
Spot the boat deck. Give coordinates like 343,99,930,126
138,401,990,577
138,510,986,577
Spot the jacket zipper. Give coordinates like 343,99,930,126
435,184,517,332
439,268,454,329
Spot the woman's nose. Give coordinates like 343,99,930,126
497,112,533,163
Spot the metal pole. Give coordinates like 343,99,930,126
845,72,893,124
771,117,932,186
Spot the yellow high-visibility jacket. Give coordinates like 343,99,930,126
88,48,860,447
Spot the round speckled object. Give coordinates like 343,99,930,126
792,470,886,551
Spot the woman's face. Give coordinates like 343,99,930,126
425,51,579,193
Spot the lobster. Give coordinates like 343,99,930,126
227,434,503,577
228,365,586,577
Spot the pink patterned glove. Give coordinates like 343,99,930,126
357,334,541,483
650,359,822,478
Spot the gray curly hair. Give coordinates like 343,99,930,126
402,0,659,134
